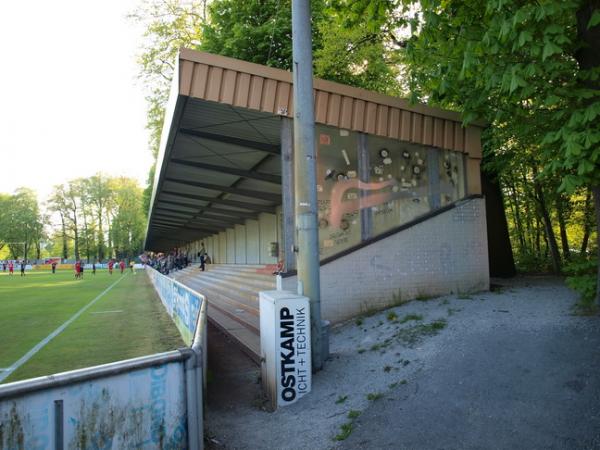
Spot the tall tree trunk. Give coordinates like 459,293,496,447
60,213,68,260
520,173,535,253
534,180,561,274
535,215,542,257
593,186,600,306
556,196,571,261
575,1,600,305
83,211,90,263
508,180,526,253
580,190,592,255
98,212,104,261
73,213,80,261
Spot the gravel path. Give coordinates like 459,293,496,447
205,276,600,450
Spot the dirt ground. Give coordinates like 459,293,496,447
204,276,600,450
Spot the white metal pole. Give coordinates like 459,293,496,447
291,0,323,371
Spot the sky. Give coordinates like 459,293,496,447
0,0,153,203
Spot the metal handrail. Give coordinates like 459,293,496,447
0,349,190,400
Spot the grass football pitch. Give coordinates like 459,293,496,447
0,269,183,384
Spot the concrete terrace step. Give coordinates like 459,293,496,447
180,275,264,307
180,267,275,293
180,278,260,324
175,264,277,364
205,265,277,281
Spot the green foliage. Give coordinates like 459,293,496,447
564,255,598,311
314,1,404,95
200,0,326,70
334,422,354,441
335,394,348,404
399,0,599,299
47,175,147,261
0,188,46,260
398,313,422,323
347,410,361,420
366,392,383,401
129,0,205,159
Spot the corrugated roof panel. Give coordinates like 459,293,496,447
352,99,365,131
433,118,444,148
364,102,377,134
261,79,278,112
376,105,388,137
444,120,455,150
190,63,209,98
412,113,423,143
454,125,465,152
206,67,223,102
400,111,411,141
326,94,341,126
234,73,251,108
422,116,433,146
388,108,400,139
248,76,264,110
339,97,353,130
315,91,328,123
274,82,291,114
221,69,237,105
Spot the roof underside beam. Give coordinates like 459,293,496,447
157,199,259,219
179,128,280,155
171,158,282,184
165,177,281,202
162,190,277,213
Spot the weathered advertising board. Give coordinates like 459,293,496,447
146,267,203,345
259,290,311,409
0,357,188,449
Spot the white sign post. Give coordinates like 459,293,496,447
260,290,311,409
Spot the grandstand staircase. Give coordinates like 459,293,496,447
173,264,276,364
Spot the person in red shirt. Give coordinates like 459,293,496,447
8,261,14,275
108,260,114,275
74,260,81,279
119,260,125,274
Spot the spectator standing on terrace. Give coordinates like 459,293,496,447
199,242,206,272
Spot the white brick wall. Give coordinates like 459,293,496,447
282,197,489,323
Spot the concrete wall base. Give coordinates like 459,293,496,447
282,197,489,323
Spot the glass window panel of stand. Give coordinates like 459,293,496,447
367,135,431,236
439,149,465,206
315,125,361,259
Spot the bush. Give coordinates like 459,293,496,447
564,255,598,311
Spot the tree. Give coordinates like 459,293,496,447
334,0,599,302
110,178,147,259
0,189,45,260
85,174,113,261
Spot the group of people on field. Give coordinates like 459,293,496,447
1,260,28,276
72,259,136,279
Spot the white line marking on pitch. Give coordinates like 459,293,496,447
0,275,127,383
90,310,123,314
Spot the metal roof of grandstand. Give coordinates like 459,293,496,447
144,48,482,250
